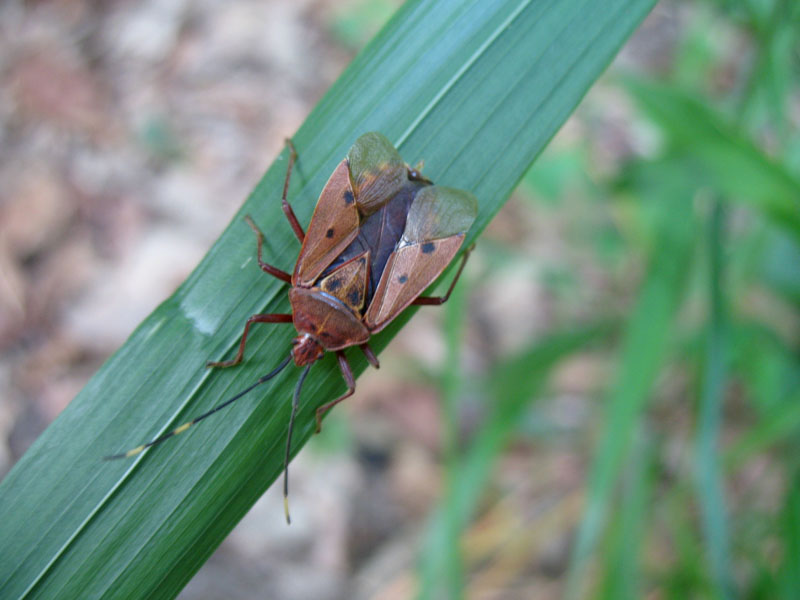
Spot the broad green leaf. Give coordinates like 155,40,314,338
0,0,656,598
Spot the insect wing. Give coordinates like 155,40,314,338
364,186,477,331
347,132,407,215
294,160,360,286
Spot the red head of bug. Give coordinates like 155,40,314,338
106,132,477,524
291,333,325,366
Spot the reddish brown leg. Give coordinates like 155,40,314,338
281,139,305,243
243,216,292,283
411,245,473,306
315,351,355,433
207,313,293,368
359,343,380,369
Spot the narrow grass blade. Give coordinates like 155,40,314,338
778,469,800,599
436,267,470,598
598,427,654,600
418,323,616,598
694,201,734,598
726,391,800,469
566,180,697,597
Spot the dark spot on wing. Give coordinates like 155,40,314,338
326,278,342,291
398,275,408,284
321,331,332,339
326,228,335,238
319,182,418,305
421,242,436,254
348,290,361,305
344,190,354,205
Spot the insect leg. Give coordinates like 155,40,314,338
359,343,380,369
206,313,294,368
411,244,473,306
244,216,292,283
314,351,356,433
281,138,306,243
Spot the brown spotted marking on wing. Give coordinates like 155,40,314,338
364,234,464,332
294,160,360,287
317,250,370,313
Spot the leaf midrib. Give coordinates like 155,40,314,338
396,0,535,148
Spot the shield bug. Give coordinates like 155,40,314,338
107,132,477,522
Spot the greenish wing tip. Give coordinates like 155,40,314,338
347,131,405,176
404,185,478,242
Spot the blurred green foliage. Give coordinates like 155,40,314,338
402,0,800,597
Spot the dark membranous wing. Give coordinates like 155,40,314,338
364,186,477,332
322,180,427,307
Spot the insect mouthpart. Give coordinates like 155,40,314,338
291,333,324,366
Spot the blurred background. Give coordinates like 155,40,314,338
1,0,799,598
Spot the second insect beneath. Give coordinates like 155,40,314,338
108,131,478,522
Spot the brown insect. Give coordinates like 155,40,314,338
107,132,477,522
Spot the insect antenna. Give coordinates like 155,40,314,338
104,354,293,461
284,363,312,524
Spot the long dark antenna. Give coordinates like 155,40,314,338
284,364,311,524
105,354,293,461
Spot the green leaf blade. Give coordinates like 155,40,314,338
0,0,656,598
